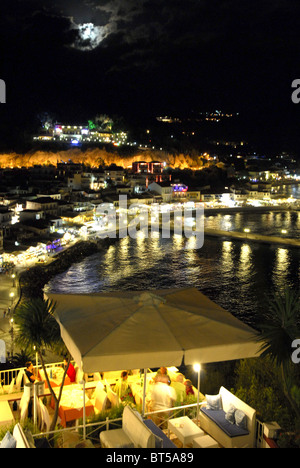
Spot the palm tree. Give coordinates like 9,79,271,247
14,298,71,432
256,288,300,419
10,350,34,368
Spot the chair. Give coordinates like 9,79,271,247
33,395,42,426
42,404,51,432
23,372,31,385
20,395,30,424
94,381,105,393
15,369,25,392
8,378,15,394
37,398,51,432
107,385,122,407
94,389,109,413
19,391,29,412
75,367,84,384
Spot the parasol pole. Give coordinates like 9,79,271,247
142,368,147,418
82,379,86,439
81,361,86,440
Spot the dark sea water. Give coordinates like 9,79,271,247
45,205,300,329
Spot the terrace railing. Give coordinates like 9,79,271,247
31,402,201,448
0,361,66,390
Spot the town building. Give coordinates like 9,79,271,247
26,197,58,217
148,181,173,203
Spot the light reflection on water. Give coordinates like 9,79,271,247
205,210,300,237
46,217,299,329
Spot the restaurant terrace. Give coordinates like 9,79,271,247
0,289,281,449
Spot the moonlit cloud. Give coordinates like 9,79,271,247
72,22,106,50
1,0,300,139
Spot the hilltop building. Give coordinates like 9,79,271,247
33,122,128,146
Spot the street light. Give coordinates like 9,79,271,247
193,363,201,424
9,292,14,306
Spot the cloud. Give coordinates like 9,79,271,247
1,0,300,127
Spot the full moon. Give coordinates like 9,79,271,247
75,22,104,50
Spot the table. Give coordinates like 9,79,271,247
0,401,14,427
193,434,219,448
39,368,71,389
168,416,204,447
51,385,94,428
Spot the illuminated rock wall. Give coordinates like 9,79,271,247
0,148,200,170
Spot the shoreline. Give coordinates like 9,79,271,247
203,206,299,215
14,205,300,307
15,238,116,308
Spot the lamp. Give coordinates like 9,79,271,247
9,292,14,306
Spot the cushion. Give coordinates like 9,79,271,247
200,407,249,438
123,406,155,448
100,428,134,449
235,409,248,430
143,419,177,449
0,431,17,449
225,404,236,424
206,393,222,410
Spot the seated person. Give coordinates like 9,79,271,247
184,379,195,396
25,361,40,383
114,371,133,401
170,373,186,403
63,358,76,383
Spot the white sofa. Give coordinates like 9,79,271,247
199,386,256,448
100,406,156,448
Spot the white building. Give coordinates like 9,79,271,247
148,182,173,203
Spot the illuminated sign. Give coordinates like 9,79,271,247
172,184,188,192
0,79,6,103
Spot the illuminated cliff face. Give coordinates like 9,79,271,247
0,148,201,170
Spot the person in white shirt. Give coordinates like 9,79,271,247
147,374,176,427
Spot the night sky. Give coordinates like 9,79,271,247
1,0,300,152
